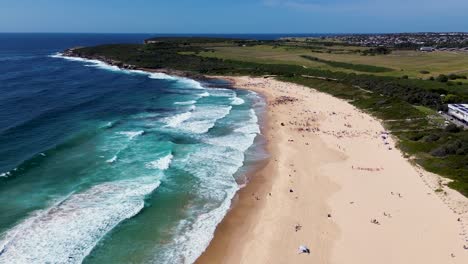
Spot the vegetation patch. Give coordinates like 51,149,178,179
300,55,394,73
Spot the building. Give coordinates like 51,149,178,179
448,104,468,123
420,47,435,52
144,40,160,44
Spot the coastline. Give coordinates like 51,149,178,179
52,52,468,262
197,76,468,264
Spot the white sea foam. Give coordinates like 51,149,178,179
164,112,193,128
174,100,196,105
166,105,232,134
117,130,144,140
84,60,121,72
230,97,245,106
209,88,235,97
51,53,214,104
101,121,115,129
146,154,173,170
233,109,260,134
147,72,177,80
177,78,204,89
0,167,17,178
199,92,210,97
206,109,260,152
106,155,117,164
205,133,256,153
0,177,160,264
155,108,261,263
50,53,176,80
157,145,245,264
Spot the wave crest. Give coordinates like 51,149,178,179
0,177,160,264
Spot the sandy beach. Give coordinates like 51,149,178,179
196,76,468,264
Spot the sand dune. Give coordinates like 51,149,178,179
196,76,468,264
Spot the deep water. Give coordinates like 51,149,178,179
0,33,266,263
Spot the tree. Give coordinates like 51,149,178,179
445,124,461,133
443,94,461,104
436,74,449,83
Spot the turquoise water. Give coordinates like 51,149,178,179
0,34,266,263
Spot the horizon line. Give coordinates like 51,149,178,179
1,31,468,35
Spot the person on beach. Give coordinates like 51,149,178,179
298,245,310,254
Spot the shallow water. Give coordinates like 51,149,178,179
0,34,266,263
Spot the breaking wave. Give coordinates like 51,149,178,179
49,53,212,90
163,105,232,134
231,97,245,106
0,177,161,264
145,154,173,170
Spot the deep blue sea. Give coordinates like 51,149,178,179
0,33,270,263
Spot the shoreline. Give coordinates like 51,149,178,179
197,76,468,264
53,52,468,262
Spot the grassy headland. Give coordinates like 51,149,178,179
67,37,468,196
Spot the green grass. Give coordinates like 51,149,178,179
300,55,394,73
198,44,468,79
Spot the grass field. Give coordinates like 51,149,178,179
199,44,468,79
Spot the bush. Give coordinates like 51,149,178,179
448,74,467,80
402,75,409,79
448,74,458,80
445,123,461,133
409,133,425,141
423,133,440,142
436,74,449,83
443,94,461,104
420,70,430,74
431,146,448,157
431,139,466,157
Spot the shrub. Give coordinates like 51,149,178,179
431,146,448,157
409,133,425,141
447,74,467,80
423,134,440,142
420,70,430,74
436,74,449,83
443,94,461,104
448,74,458,80
445,124,461,133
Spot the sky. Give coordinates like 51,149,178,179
0,0,467,33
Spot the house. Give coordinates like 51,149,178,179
420,46,435,52
448,104,468,123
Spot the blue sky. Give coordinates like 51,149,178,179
1,0,467,33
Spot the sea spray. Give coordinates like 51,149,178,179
146,154,174,170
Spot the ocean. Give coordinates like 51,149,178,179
0,34,269,263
